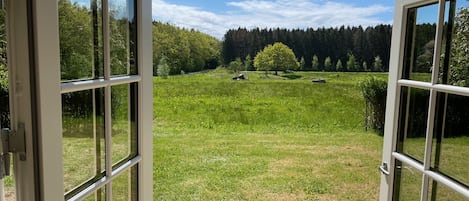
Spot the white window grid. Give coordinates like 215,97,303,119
60,0,141,200
392,0,469,200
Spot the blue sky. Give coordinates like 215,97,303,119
152,0,395,38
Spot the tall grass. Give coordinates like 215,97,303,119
153,70,387,200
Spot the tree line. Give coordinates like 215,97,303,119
152,21,221,75
222,25,394,72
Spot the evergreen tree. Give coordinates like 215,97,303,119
324,57,332,71
347,53,357,71
244,54,253,71
299,57,306,71
363,61,369,71
312,55,319,71
373,56,384,72
336,59,344,72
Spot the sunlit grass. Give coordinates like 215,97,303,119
153,70,387,200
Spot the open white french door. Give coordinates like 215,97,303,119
380,0,468,200
4,0,153,200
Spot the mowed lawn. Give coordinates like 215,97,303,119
153,69,388,200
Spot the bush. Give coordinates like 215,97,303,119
359,77,387,135
157,56,170,79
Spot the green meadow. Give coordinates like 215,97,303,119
153,69,388,200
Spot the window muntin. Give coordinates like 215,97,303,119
402,3,439,82
110,0,137,76
111,83,138,167
396,87,430,162
59,0,139,200
393,163,423,200
59,0,104,81
429,179,469,201
392,1,469,200
62,89,105,193
431,93,469,187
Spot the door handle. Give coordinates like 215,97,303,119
379,162,390,175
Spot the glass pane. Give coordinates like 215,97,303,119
112,166,138,201
428,179,468,201
393,162,423,200
110,0,137,76
440,1,469,86
432,93,469,186
402,3,439,82
59,0,103,81
397,87,430,162
111,84,137,166
83,188,106,201
0,3,9,129
62,89,105,193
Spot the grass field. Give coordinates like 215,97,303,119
153,69,388,200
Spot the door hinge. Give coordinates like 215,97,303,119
0,123,26,179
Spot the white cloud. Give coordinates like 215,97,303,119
152,0,392,39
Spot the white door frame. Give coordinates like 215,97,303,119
380,0,469,200
6,0,153,200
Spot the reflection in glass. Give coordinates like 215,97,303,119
432,93,469,186
112,166,138,201
110,0,137,76
83,188,105,201
111,84,137,166
62,89,105,194
393,162,423,200
397,87,430,162
402,3,439,82
428,179,468,201
440,1,469,87
59,0,103,81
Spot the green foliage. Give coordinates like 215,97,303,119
0,9,8,128
312,55,319,71
157,56,170,79
449,7,469,87
228,57,243,73
299,56,306,71
347,53,358,72
152,22,221,75
336,59,345,72
373,56,384,72
415,40,434,73
223,25,393,72
324,57,332,71
363,61,368,72
254,42,299,74
58,0,94,80
359,77,387,134
244,54,253,71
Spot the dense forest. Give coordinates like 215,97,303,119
222,25,394,72
152,22,221,75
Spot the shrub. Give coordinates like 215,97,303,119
359,77,387,135
157,56,170,79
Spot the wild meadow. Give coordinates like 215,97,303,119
153,69,388,200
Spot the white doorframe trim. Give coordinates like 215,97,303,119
31,0,64,200
6,0,40,200
379,0,440,200
137,0,154,200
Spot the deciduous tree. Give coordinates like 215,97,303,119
254,42,299,75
